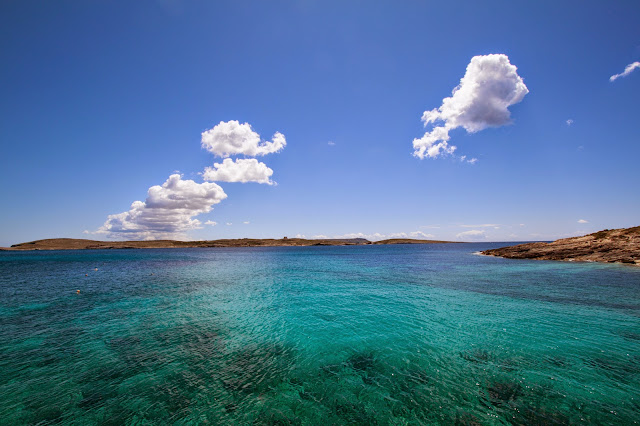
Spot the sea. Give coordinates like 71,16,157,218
0,243,639,425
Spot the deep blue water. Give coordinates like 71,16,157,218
1,243,639,424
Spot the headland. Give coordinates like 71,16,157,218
481,226,640,265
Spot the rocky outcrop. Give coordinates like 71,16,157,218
481,226,640,265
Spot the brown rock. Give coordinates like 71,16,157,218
481,226,640,266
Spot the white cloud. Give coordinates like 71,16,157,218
459,155,478,164
459,223,500,228
295,234,330,239
609,62,640,82
566,119,574,126
97,174,227,240
226,222,232,226
205,220,217,226
456,229,487,240
203,158,275,185
327,141,336,146
82,230,90,234
333,231,436,241
243,221,250,225
577,219,588,224
408,231,436,239
413,54,528,159
201,120,286,157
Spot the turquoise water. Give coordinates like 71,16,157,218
1,244,639,425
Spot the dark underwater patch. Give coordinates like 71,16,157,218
220,342,295,396
460,348,493,364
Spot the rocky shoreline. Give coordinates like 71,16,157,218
481,226,640,266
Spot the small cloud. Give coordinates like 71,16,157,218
577,219,589,224
459,155,479,164
409,231,435,239
609,62,640,82
205,220,217,226
332,231,435,241
82,230,90,234
203,158,275,185
226,222,232,226
519,223,525,227
566,119,574,126
327,141,336,146
201,120,286,157
456,229,486,240
312,234,329,239
459,224,500,228
243,221,250,225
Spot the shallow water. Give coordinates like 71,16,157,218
1,244,639,424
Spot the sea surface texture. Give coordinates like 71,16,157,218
1,244,639,424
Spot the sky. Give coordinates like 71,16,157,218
1,0,639,245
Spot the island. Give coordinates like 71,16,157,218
481,226,640,265
1,237,457,251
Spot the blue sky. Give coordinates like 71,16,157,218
1,1,639,245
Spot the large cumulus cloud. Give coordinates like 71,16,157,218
413,54,528,160
201,120,286,157
97,174,227,240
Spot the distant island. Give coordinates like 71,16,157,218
482,226,640,266
1,237,458,251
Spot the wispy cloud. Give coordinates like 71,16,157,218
205,220,217,226
243,221,250,225
577,219,588,224
459,224,500,228
333,231,436,241
459,155,478,164
327,141,336,146
609,62,640,82
413,54,528,160
456,229,486,240
566,119,574,126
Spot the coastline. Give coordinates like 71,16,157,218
0,237,460,251
481,226,640,266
